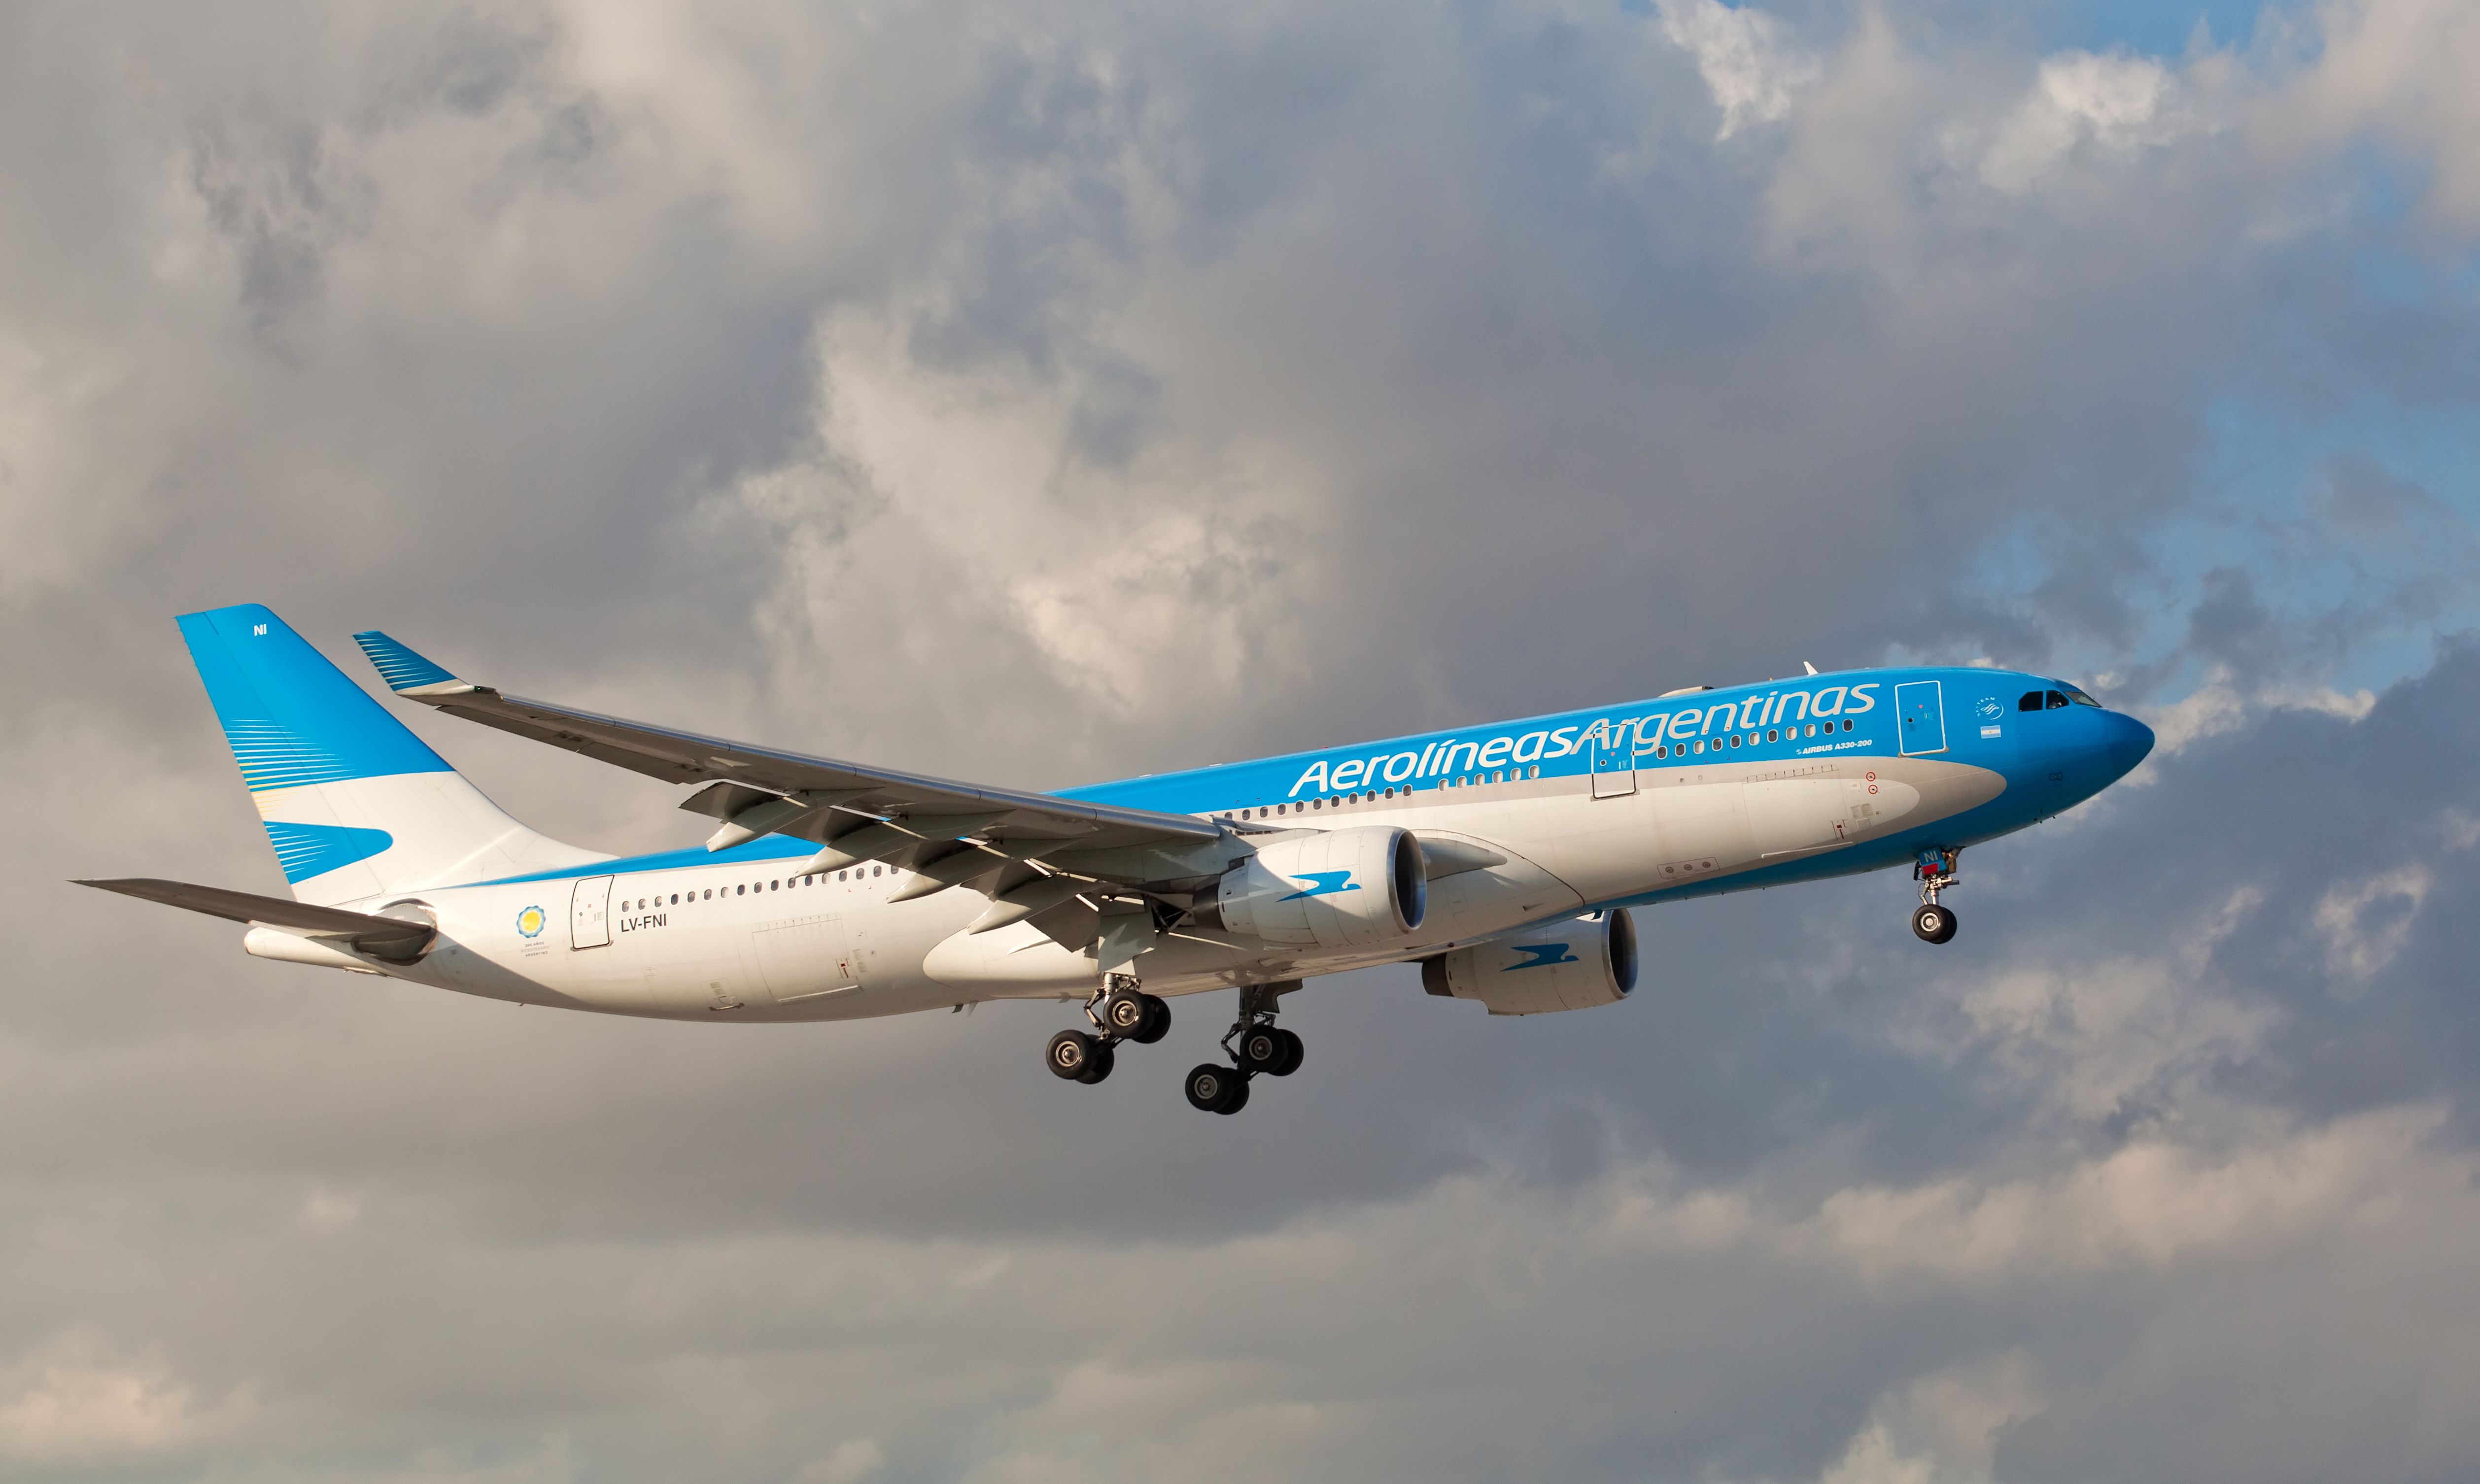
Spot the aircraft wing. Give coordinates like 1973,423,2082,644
76,878,437,958
350,631,1239,906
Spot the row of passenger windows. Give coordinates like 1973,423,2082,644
616,864,895,910
1215,721,1860,817
1653,717,1853,758
1222,786,1414,821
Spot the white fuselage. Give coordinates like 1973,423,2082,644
308,753,2006,1020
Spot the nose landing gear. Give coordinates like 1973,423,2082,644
1912,847,1961,944
1185,979,1301,1115
1043,973,1170,1085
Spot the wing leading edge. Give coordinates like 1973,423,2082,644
349,631,1242,941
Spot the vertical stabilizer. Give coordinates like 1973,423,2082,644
176,605,604,906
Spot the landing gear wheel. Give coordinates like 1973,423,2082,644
1100,988,1151,1038
1077,1041,1116,1084
1047,1029,1104,1080
1238,1025,1288,1075
1129,994,1171,1045
1912,902,1958,944
1270,1028,1304,1077
1185,1063,1246,1113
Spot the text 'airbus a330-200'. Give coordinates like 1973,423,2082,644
82,605,2153,1114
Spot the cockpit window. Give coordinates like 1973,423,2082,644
2045,690,2069,709
2018,691,2044,712
2060,686,2100,707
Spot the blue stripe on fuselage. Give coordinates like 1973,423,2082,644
454,666,2124,893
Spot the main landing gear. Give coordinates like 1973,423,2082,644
1912,846,1961,944
1185,980,1303,1116
1045,974,1170,1086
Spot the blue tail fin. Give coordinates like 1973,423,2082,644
177,605,454,794
176,605,600,904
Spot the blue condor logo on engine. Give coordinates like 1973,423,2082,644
1505,942,1579,970
1283,682,1883,797
1279,872,1359,901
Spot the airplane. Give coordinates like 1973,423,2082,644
80,604,2155,1114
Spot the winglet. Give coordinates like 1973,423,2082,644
352,631,479,697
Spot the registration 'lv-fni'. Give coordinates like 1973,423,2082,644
84,605,2155,1115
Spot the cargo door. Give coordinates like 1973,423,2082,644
570,875,613,949
1590,721,1636,799
756,915,860,1005
1745,779,1848,857
1895,681,1947,756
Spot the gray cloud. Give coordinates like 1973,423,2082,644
6,0,2480,1479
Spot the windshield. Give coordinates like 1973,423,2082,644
2057,685,2101,708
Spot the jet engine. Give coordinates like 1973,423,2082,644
1194,826,1426,948
1419,909,1637,1015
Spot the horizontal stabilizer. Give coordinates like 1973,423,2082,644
75,878,435,960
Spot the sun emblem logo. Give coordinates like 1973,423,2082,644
516,905,547,939
1974,695,2004,720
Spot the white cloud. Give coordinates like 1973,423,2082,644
2314,863,2433,985
1981,51,2189,194
1820,1351,2045,1484
1656,0,1820,139
0,1346,247,1464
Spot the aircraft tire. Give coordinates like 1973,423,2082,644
1186,1063,1242,1113
1101,988,1151,1038
1218,1076,1250,1115
1048,1029,1103,1080
1077,1041,1116,1084
1128,995,1172,1045
1270,1028,1304,1078
1238,1025,1287,1075
1912,903,1958,944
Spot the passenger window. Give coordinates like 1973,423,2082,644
735,884,745,896
1729,735,1741,748
2019,691,2044,712
873,866,882,877
2046,690,2069,709
1843,719,1854,731
1767,729,1777,742
1529,765,1540,778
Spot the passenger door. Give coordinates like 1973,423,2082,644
1590,721,1636,798
1895,681,1946,756
570,875,613,949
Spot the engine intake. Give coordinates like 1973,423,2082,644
1420,909,1637,1015
1194,826,1426,948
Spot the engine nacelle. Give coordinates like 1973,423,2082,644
1420,909,1637,1015
1199,827,1427,949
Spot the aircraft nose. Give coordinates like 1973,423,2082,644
2103,709,2154,777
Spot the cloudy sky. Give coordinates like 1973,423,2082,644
7,0,2480,1478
